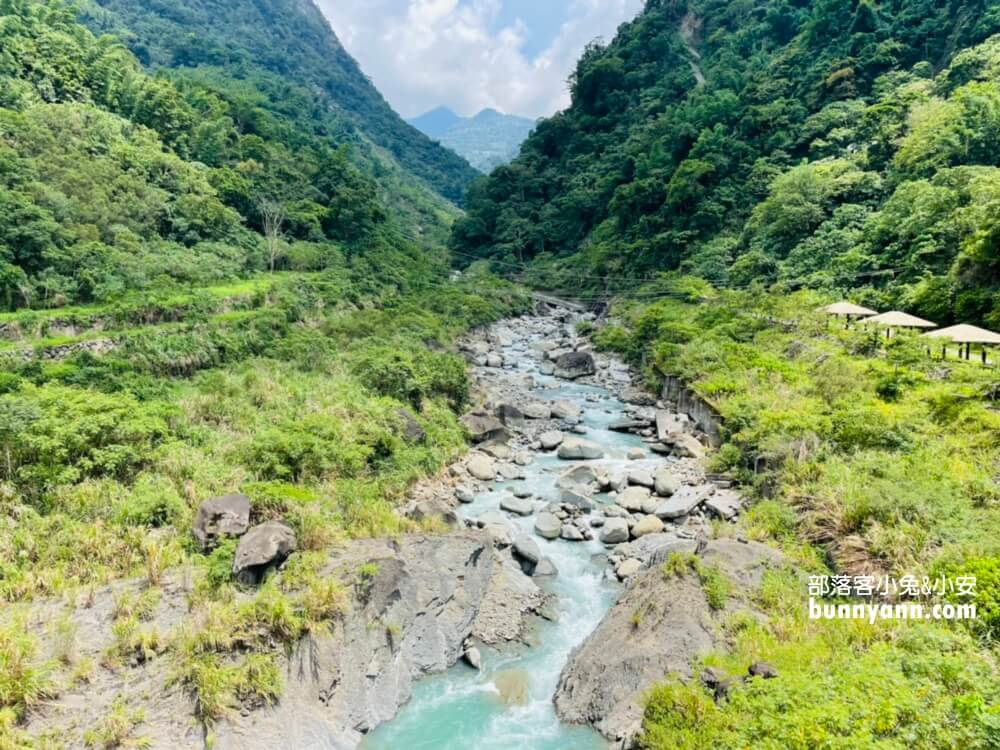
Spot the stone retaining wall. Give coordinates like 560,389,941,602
660,374,722,447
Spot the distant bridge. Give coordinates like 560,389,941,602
530,292,589,312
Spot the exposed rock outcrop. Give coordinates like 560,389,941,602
553,539,784,745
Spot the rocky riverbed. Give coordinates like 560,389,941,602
16,302,756,750
362,304,752,749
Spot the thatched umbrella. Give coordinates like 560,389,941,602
819,301,879,329
923,324,1000,363
860,310,937,338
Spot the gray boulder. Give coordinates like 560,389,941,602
631,515,665,538
557,438,604,460
496,404,525,427
464,647,482,670
671,434,706,459
533,557,559,578
654,469,681,497
513,536,542,565
656,411,688,442
654,485,715,519
539,430,565,450
460,413,509,443
534,512,562,540
466,454,497,481
233,522,297,584
561,524,585,542
704,489,743,521
550,400,582,420
627,469,654,488
616,486,651,512
559,488,594,512
193,494,251,552
522,402,552,420
554,351,596,380
500,496,534,517
557,464,600,489
599,518,629,545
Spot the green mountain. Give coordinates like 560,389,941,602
409,107,536,173
454,0,1000,326
0,0,476,310
79,0,478,207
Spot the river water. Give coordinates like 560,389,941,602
363,319,653,750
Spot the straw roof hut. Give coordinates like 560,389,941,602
819,302,878,317
861,311,936,328
923,324,1000,344
924,324,1000,363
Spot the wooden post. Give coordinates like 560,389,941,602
941,345,947,360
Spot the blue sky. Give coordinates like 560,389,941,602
314,0,643,119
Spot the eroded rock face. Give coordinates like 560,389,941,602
192,494,251,551
214,534,542,750
554,540,784,744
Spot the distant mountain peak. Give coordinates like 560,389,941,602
408,106,536,173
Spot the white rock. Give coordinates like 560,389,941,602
466,454,496,481
631,515,665,538
616,486,651,512
599,518,630,545
557,438,604,460
615,558,642,579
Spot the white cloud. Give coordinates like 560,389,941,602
313,0,643,118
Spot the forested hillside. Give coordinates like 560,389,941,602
454,0,1000,326
79,0,478,207
0,0,458,308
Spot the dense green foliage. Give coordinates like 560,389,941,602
595,278,1000,747
454,0,1000,325
80,0,478,205
0,0,468,311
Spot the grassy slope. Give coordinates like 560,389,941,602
594,276,1000,748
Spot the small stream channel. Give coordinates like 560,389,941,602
362,316,658,750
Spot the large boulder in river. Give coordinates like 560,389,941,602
654,469,681,497
557,438,604,460
522,402,552,419
534,512,562,540
460,413,509,443
553,351,596,380
495,404,525,427
616,486,651,512
599,518,630,545
539,430,565,450
554,539,785,744
466,454,497,481
550,400,582,420
233,522,297,584
193,494,251,552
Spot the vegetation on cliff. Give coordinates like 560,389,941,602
454,0,1000,326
